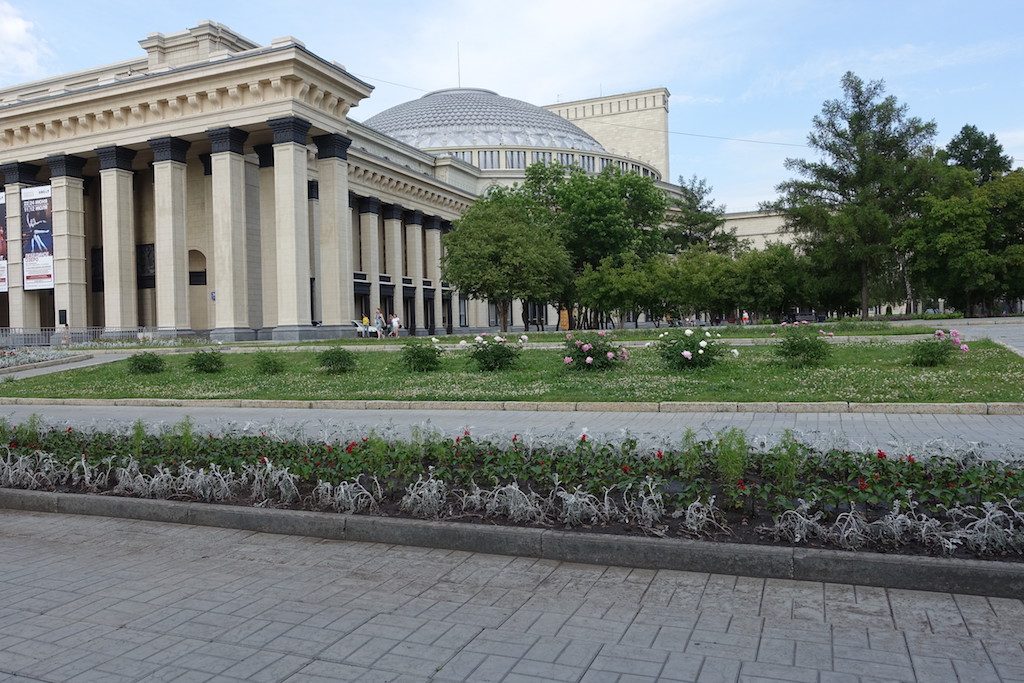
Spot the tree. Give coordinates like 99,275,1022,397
945,124,1013,184
770,72,937,319
665,175,743,255
441,187,570,332
671,248,740,321
736,244,809,321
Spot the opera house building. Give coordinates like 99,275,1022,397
0,21,776,340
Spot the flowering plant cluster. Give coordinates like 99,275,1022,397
774,326,831,368
5,419,1024,555
562,331,629,370
656,328,734,370
465,334,524,371
909,329,969,368
400,339,443,372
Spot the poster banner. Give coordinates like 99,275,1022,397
21,185,53,291
0,193,8,293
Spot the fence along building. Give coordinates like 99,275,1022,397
0,21,785,340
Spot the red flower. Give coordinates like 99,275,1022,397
580,434,588,443
65,426,73,434
857,477,868,491
512,434,519,443
463,429,471,437
655,449,664,461
621,464,631,474
1007,470,1015,478
737,479,747,491
876,449,887,460
906,454,916,464
455,436,461,445
8,441,17,449
345,441,356,454
326,445,334,454
259,456,268,464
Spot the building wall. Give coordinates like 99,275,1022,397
722,211,790,250
545,88,671,180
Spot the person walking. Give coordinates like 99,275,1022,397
390,313,401,337
374,309,385,339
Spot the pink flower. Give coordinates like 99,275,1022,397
827,332,834,337
606,351,614,360
585,356,594,365
598,330,606,337
566,333,573,340
581,343,592,352
818,329,825,335
563,356,573,364
934,330,946,339
781,322,788,326
682,350,693,360
960,344,969,352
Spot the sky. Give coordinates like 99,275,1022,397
1,0,1022,211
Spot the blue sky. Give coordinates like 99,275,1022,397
2,0,1021,211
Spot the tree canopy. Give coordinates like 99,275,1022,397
945,124,1014,184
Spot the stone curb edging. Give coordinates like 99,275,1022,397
0,395,1021,415
0,353,94,376
2,488,1020,599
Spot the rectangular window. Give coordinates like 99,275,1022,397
600,157,612,170
448,150,473,163
459,295,469,327
505,150,526,169
580,155,595,172
478,150,499,169
488,302,498,327
531,151,552,165
556,152,574,166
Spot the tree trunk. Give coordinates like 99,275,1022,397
498,300,509,332
521,303,529,333
860,262,869,321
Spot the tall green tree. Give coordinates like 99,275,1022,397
665,175,743,255
441,187,570,332
945,124,1013,184
770,71,937,319
735,244,809,321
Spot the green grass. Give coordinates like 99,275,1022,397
265,321,939,347
4,340,1022,403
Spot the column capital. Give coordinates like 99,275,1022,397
198,153,212,176
358,196,381,215
148,136,190,163
307,180,319,200
253,144,275,168
313,133,352,160
440,219,453,233
1,162,40,185
208,127,249,155
403,209,424,225
46,154,87,179
96,146,136,171
382,203,404,221
424,215,442,230
348,191,358,208
268,116,311,145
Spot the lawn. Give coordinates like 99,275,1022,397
5,340,1023,403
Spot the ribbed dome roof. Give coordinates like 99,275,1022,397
362,88,605,153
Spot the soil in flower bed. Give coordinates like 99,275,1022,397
1,340,1021,403
3,418,1024,560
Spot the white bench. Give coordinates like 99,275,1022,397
352,321,379,337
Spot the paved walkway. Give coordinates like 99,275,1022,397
1,510,1022,682
2,404,1023,459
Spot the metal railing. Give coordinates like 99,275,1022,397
0,327,203,348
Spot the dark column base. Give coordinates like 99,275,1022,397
271,325,319,342
209,327,256,342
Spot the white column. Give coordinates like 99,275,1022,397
207,127,252,341
2,163,38,329
269,116,313,341
383,203,403,287
313,133,353,332
405,211,425,335
47,156,87,329
425,216,444,334
308,180,321,324
148,138,191,335
254,145,277,336
359,197,382,318
96,147,137,333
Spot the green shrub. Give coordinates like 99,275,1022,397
715,428,749,509
562,332,628,370
774,328,831,368
657,328,727,370
318,347,356,374
253,351,286,375
127,352,165,374
468,335,521,371
909,338,956,367
401,340,442,372
187,350,225,374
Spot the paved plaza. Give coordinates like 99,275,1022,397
1,510,1023,682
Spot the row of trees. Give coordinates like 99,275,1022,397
442,72,1021,329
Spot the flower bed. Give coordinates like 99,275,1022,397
0,348,71,369
2,418,1024,559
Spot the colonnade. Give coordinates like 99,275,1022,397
0,115,459,340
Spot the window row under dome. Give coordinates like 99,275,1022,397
443,148,658,178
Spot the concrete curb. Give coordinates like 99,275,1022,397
0,395,1021,415
0,353,94,375
2,488,1021,598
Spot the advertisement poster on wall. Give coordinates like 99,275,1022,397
21,185,54,291
0,193,8,293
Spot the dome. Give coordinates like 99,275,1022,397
362,88,606,153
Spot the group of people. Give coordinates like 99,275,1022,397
361,308,401,338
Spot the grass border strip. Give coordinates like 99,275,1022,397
2,489,1021,598
0,396,1022,415
0,353,94,375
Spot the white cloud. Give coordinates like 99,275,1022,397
0,2,49,85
